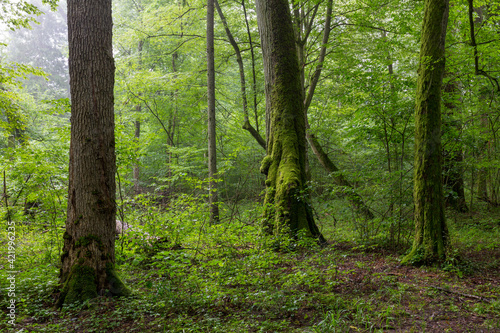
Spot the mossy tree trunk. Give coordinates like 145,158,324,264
57,0,128,307
402,0,450,265
255,0,325,243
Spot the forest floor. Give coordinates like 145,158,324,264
1,204,500,332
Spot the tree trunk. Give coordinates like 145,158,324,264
295,0,374,220
133,40,144,195
207,0,219,223
442,77,468,213
215,0,266,150
57,0,128,307
307,132,374,220
133,117,141,194
402,0,450,265
255,0,324,243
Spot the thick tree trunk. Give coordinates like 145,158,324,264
57,0,128,307
255,0,324,243
402,0,450,265
207,0,219,223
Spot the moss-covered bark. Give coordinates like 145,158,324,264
402,0,450,266
255,0,325,244
57,0,129,307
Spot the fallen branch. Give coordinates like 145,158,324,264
431,286,495,303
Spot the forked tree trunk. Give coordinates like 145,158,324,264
57,0,128,307
402,0,450,265
255,0,324,243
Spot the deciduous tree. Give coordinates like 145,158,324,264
255,0,324,242
402,0,450,265
57,0,128,306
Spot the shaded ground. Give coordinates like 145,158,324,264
3,240,499,332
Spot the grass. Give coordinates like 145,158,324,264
0,197,499,332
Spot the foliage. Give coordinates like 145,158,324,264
0,0,499,330
1,199,499,331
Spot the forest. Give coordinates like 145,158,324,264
0,0,499,331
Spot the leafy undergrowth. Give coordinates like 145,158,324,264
1,240,499,332
1,198,499,332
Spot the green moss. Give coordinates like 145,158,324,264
56,264,98,307
75,235,103,250
105,262,131,297
260,155,273,175
61,250,69,260
63,231,71,240
56,263,130,308
74,214,83,225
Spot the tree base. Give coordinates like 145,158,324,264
401,245,447,266
56,263,130,308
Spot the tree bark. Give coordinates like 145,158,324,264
215,0,266,150
57,0,128,307
207,0,219,223
442,76,468,213
255,0,325,243
296,0,374,220
402,0,450,265
133,39,143,195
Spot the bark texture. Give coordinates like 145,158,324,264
442,77,468,213
255,0,324,243
57,0,128,307
402,0,450,265
133,39,144,195
207,0,219,223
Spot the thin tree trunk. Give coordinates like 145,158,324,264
133,40,143,195
207,0,219,223
215,0,265,149
242,0,260,134
442,76,468,212
298,0,374,220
